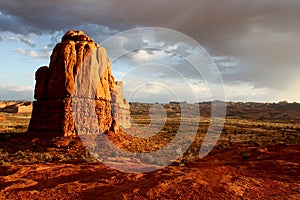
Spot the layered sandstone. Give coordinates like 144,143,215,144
111,82,131,129
28,30,121,137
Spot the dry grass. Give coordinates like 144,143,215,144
0,102,300,165
0,112,31,133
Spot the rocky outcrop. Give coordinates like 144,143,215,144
0,101,18,109
111,82,131,129
28,30,123,137
0,102,32,114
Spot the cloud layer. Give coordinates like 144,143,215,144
0,0,299,101
0,85,33,100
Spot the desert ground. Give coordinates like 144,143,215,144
0,101,299,199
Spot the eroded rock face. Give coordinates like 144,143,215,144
111,82,131,129
29,30,119,137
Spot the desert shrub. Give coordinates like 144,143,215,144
0,160,8,165
215,144,225,150
254,141,261,146
241,151,249,160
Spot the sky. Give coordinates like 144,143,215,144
0,0,300,103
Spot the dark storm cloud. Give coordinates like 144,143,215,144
0,0,300,91
2,0,298,36
0,0,129,34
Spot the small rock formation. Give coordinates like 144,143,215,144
28,30,130,137
0,102,32,114
0,101,17,109
111,82,131,129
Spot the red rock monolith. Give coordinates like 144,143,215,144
28,30,129,137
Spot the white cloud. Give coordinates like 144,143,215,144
121,76,295,103
0,85,33,92
0,85,33,100
132,49,173,62
13,48,50,59
122,78,211,103
7,34,36,47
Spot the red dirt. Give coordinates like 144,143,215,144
0,144,299,199
0,115,6,121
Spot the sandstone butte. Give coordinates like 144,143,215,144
28,30,131,137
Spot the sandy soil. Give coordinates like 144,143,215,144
1,144,299,200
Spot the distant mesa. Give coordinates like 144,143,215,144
28,30,131,137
